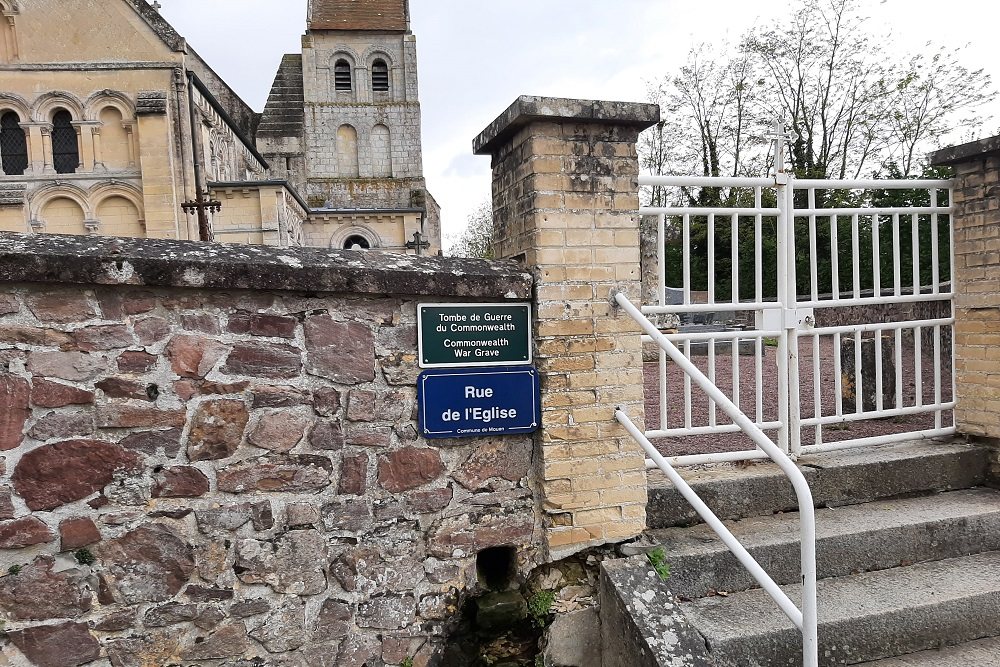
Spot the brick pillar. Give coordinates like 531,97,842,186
474,97,660,558
932,139,1000,439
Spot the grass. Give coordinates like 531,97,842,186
646,547,671,582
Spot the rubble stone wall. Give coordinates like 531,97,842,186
0,233,541,667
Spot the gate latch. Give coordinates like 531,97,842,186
782,307,815,330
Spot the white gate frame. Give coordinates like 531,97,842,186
637,138,955,465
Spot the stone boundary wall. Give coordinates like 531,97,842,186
0,233,541,667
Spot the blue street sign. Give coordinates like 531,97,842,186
418,366,540,439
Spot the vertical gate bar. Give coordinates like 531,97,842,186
895,328,904,409
813,332,822,446
709,213,716,304
934,324,942,428
875,327,884,412
854,329,863,414
873,212,882,297
787,182,802,456
830,215,839,300
755,188,763,305
658,214,666,307
809,189,818,302
708,342,717,427
852,214,861,298
683,214,691,305
834,331,843,416
756,335,764,424
931,190,940,294
732,213,739,306
911,213,920,295
732,339,741,412
684,339,693,429
892,213,901,297
658,214,668,431
776,177,790,454
949,187,957,418
914,326,923,408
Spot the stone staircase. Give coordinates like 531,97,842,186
600,439,1000,666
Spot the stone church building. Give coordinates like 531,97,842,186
0,0,441,255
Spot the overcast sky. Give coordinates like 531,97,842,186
158,0,999,244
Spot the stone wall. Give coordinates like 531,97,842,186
0,233,541,667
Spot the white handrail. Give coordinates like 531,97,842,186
615,291,819,667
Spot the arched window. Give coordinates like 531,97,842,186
372,59,389,93
371,124,392,178
336,124,359,178
98,106,130,170
344,235,371,250
51,109,79,174
0,111,27,176
334,59,352,92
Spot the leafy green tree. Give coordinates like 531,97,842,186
447,202,494,259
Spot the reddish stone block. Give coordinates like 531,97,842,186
339,454,369,495
0,326,73,349
59,517,101,550
313,386,342,416
377,447,444,493
222,342,302,378
98,291,156,319
0,516,54,548
28,351,106,382
28,411,95,441
252,385,311,408
248,411,311,453
96,524,195,604
152,466,210,498
0,487,14,520
133,316,172,345
96,377,150,400
347,389,376,422
345,425,392,448
7,621,100,667
0,374,29,451
407,486,454,514
118,428,183,457
181,313,222,334
228,311,298,338
0,554,93,620
96,402,186,429
71,324,134,351
217,455,333,493
30,379,94,408
305,316,375,384
167,334,228,379
117,350,158,374
187,400,249,462
309,420,346,451
454,438,533,491
0,292,18,315
12,439,142,511
175,379,249,400
26,293,96,323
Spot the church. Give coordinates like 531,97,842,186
0,0,441,255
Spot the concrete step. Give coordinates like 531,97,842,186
854,636,1000,666
647,439,988,528
644,488,1000,599
681,551,1000,666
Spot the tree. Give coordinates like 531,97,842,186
447,202,494,259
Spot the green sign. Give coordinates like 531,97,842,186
418,303,532,368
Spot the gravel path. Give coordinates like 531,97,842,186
643,336,954,457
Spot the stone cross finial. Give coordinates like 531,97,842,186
152,1,162,11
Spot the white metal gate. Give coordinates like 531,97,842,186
637,140,955,466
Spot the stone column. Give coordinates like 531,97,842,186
932,137,1000,440
475,96,660,558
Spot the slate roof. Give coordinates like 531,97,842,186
257,55,305,140
308,0,408,31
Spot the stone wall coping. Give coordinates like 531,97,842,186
930,134,1000,166
473,95,661,156
0,233,533,299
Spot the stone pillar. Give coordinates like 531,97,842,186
932,137,1000,439
475,96,660,558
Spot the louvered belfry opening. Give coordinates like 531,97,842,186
0,111,28,176
334,60,353,92
51,109,79,174
372,59,389,92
